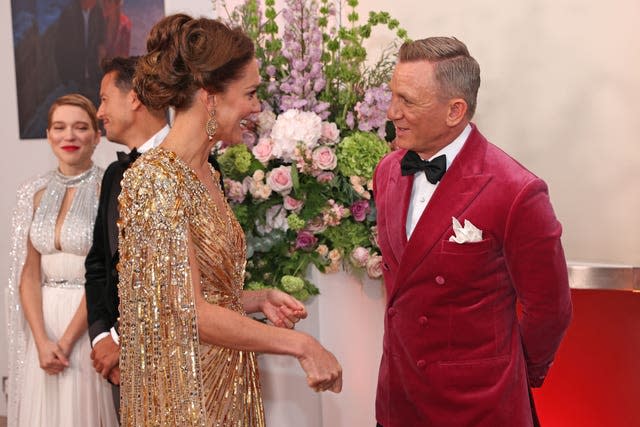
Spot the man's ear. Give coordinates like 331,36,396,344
446,98,468,127
128,89,142,110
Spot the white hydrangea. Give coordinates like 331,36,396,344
270,109,322,162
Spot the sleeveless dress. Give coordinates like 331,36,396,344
7,165,118,427
118,148,265,426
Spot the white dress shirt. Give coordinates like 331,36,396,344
406,124,472,239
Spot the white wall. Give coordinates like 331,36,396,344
2,0,638,416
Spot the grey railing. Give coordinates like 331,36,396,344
568,262,640,291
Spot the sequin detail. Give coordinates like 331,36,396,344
118,147,265,426
7,165,104,426
42,278,85,289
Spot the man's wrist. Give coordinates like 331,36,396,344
91,332,110,348
109,326,120,346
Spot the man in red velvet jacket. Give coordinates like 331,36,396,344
373,37,572,427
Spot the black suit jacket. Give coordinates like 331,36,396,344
85,151,224,342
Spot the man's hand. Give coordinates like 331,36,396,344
261,289,308,329
91,335,120,379
108,366,121,386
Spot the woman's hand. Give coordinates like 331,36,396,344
260,289,308,329
57,336,75,359
297,335,343,393
36,339,69,375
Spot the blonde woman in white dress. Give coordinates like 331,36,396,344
7,94,117,427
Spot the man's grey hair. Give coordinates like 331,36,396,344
399,37,480,118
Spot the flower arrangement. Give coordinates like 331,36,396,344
214,0,409,300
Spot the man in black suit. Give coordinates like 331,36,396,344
84,57,169,404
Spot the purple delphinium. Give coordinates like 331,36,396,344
355,83,392,139
279,0,330,118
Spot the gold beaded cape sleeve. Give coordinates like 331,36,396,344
117,150,206,426
117,148,265,426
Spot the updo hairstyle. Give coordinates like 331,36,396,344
134,14,255,110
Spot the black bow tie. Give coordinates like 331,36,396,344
400,151,447,184
116,148,140,166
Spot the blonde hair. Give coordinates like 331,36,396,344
47,93,99,131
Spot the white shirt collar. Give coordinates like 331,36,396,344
137,125,170,153
428,123,472,170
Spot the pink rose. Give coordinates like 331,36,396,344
316,171,335,183
284,196,304,212
321,121,340,143
312,146,337,171
294,230,318,251
252,137,274,164
366,255,383,279
350,199,371,222
266,165,293,195
350,246,370,268
305,216,327,233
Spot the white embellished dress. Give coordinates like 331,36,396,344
7,165,118,427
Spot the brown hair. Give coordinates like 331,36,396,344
47,94,99,131
399,37,480,118
134,13,255,110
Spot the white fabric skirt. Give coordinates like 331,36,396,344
18,286,118,427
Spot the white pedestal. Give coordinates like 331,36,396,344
259,268,386,426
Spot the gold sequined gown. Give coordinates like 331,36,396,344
117,148,265,426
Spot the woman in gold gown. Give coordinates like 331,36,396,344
117,14,342,426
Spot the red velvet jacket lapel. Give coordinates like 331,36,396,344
391,126,493,301
382,158,413,267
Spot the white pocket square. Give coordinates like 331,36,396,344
449,217,483,243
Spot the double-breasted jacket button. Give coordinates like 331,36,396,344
435,275,446,285
417,359,426,369
418,316,428,326
388,307,397,317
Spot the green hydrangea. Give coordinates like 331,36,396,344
337,131,389,180
287,213,306,231
292,288,311,302
246,281,268,290
218,144,253,180
280,275,305,293
323,221,370,254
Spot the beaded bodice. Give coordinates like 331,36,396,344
29,164,101,284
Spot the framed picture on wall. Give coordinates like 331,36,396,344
11,0,165,139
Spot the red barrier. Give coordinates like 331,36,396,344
533,289,640,426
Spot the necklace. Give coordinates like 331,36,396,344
53,164,98,188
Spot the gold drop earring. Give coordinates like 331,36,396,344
206,109,218,141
